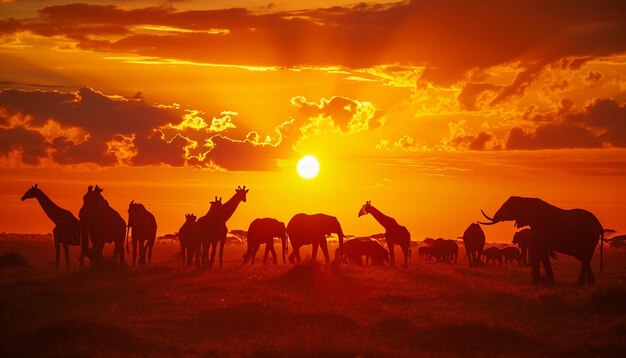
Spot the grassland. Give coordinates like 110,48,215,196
1,239,625,357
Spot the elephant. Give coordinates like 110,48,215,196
501,247,522,266
179,214,196,267
334,239,367,265
428,239,458,263
462,223,485,267
512,228,531,266
417,246,430,259
482,247,503,267
79,185,126,264
362,240,389,266
242,218,287,265
128,200,158,267
479,196,604,285
287,213,345,264
335,239,389,266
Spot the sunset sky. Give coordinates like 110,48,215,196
1,0,625,242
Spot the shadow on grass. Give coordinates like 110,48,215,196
588,286,626,314
5,319,179,357
270,261,365,299
192,303,358,336
0,251,28,268
407,322,550,356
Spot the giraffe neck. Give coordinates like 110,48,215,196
220,194,243,223
35,191,64,225
368,206,396,230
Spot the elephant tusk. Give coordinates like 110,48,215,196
480,209,495,221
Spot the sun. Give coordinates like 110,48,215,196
297,155,320,179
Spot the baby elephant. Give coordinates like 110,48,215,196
482,247,503,267
363,240,389,266
501,247,522,266
243,218,287,265
418,246,430,259
335,239,367,265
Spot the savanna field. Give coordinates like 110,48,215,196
1,238,625,357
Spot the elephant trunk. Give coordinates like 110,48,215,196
477,209,498,226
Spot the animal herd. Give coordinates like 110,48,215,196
21,185,607,286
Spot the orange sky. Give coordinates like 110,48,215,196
1,1,625,242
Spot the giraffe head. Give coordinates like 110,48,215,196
21,184,40,201
208,196,223,214
185,214,197,223
81,185,108,217
235,185,249,203
358,201,372,217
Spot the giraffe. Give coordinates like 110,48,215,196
193,186,248,269
21,184,82,270
358,201,411,267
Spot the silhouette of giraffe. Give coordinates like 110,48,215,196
21,184,82,269
193,197,222,269
358,201,411,267
194,186,249,269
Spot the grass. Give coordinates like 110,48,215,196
1,239,625,357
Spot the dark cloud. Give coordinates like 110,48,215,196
505,98,626,149
2,1,625,72
506,123,603,150
567,98,626,147
0,126,48,165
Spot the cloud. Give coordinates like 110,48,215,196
2,1,625,73
291,96,384,135
506,124,603,150
506,97,626,149
0,88,384,170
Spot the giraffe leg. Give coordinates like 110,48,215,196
209,241,217,268
218,238,225,268
54,237,60,270
132,238,138,267
388,242,396,267
64,242,70,270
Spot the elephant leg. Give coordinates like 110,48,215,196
585,261,595,285
541,253,555,283
218,238,225,268
288,246,296,264
140,239,147,267
147,240,154,267
263,244,270,265
64,242,70,270
269,242,278,265
312,242,319,261
320,239,330,264
402,246,409,267
388,242,396,267
576,262,586,286
251,247,259,265
54,237,60,270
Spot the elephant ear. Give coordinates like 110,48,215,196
516,198,545,228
